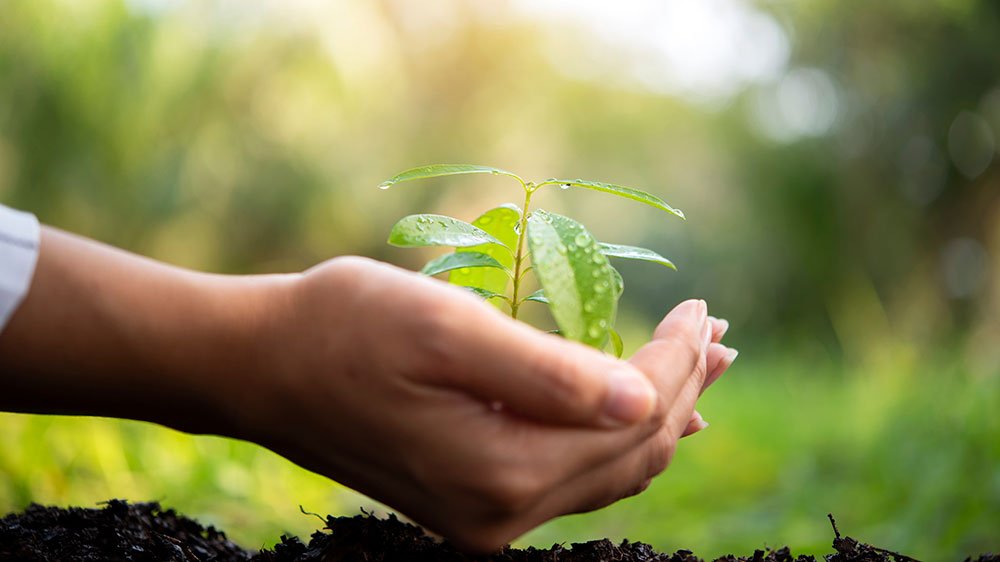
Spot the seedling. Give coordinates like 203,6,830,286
379,164,683,357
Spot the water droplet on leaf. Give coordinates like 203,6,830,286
556,244,568,255
560,184,571,190
574,233,590,246
588,325,602,338
378,184,391,190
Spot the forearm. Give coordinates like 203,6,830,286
0,226,287,435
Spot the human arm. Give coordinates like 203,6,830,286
0,225,736,552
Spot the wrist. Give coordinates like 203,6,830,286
147,271,301,439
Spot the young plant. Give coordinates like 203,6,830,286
379,164,683,357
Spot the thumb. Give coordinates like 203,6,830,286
440,312,657,429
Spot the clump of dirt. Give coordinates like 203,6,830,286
1,500,997,562
0,499,250,561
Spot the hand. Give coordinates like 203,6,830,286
233,256,736,552
0,228,736,554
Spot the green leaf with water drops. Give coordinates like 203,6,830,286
524,289,549,304
464,286,508,302
539,179,684,219
609,265,624,298
609,328,624,358
526,210,617,348
388,214,504,248
421,251,507,277
378,164,525,189
600,243,677,270
449,206,520,310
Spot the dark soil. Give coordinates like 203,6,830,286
0,500,996,562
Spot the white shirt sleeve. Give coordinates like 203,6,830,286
0,204,40,333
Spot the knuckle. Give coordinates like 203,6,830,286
408,299,466,372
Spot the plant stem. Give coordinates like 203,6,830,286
509,185,535,320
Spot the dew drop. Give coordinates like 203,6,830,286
588,325,602,339
378,184,391,190
574,233,590,246
490,170,499,175
591,253,603,264
514,222,522,234
594,284,607,293
598,319,608,328
560,184,571,190
583,300,595,313
556,244,568,255
567,244,577,252
479,216,493,225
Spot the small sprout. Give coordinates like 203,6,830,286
381,164,682,355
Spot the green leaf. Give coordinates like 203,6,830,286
600,243,677,270
609,265,624,298
609,328,624,358
523,289,549,304
449,206,521,310
421,252,507,277
388,214,505,248
539,179,684,219
464,286,508,301
526,210,617,348
378,164,525,189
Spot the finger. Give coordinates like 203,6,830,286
710,316,729,343
527,418,684,522
680,410,709,438
701,342,738,394
430,299,657,429
628,299,709,419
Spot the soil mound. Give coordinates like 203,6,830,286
1,500,996,562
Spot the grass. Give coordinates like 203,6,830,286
1,351,997,559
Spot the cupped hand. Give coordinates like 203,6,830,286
237,256,736,553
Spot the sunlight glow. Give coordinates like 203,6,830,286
509,0,790,105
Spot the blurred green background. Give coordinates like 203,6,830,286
1,0,998,559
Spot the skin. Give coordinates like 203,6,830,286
0,226,737,553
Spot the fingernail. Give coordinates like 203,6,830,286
707,347,739,383
603,368,657,426
702,320,713,352
692,410,710,433
717,348,738,373
710,317,730,340
724,348,739,366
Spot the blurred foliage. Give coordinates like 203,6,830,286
1,0,998,559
